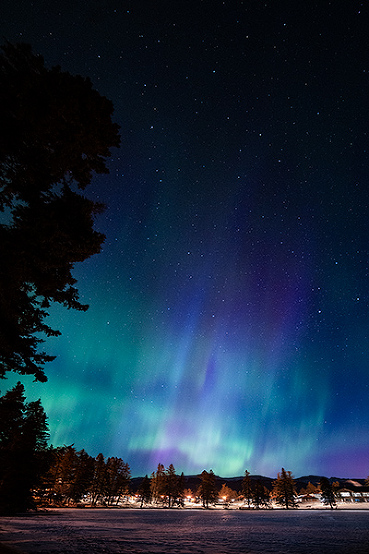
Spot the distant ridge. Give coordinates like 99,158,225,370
129,474,368,493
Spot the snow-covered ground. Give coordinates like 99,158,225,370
1,507,369,553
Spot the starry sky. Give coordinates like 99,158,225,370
2,0,369,478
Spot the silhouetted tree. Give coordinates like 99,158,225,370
272,468,297,509
219,483,237,505
0,42,120,382
32,445,58,506
198,469,218,508
320,477,336,509
138,475,152,507
242,470,253,507
183,488,194,502
68,449,95,504
105,457,131,505
37,447,128,506
165,463,178,508
0,381,25,446
0,382,50,514
49,445,79,504
150,463,166,504
91,453,107,506
176,472,186,506
253,479,270,508
163,465,186,508
300,481,320,495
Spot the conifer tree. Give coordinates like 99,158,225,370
242,470,253,507
138,475,152,507
0,382,25,447
165,463,178,508
67,449,95,504
306,481,319,494
320,477,336,509
91,453,107,506
253,479,270,508
183,488,194,503
272,468,297,509
0,42,120,382
219,483,237,504
150,463,166,504
105,457,130,505
51,445,78,504
0,383,50,514
198,469,218,508
176,472,186,507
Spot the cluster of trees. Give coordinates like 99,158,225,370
138,467,259,509
242,468,338,510
39,447,131,507
241,468,300,509
138,464,186,508
197,470,218,508
137,466,225,509
0,383,131,513
139,466,340,510
241,470,271,508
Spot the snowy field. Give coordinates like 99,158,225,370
1,508,369,554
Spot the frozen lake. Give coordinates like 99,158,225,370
1,508,369,553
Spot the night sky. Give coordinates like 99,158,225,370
2,0,369,478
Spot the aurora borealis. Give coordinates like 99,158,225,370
2,1,369,477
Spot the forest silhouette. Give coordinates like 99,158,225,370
0,42,119,514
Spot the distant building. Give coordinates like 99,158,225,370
297,493,320,504
337,483,369,503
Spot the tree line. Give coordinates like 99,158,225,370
0,383,342,514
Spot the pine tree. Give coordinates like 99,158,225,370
91,453,107,506
138,475,152,507
320,477,336,509
183,488,194,503
165,464,178,508
0,383,26,514
23,399,49,451
42,445,77,504
52,445,78,504
198,470,218,508
150,463,166,504
0,383,50,514
306,481,319,494
253,479,270,508
33,445,57,506
242,470,253,507
176,472,186,507
219,483,237,505
0,382,25,447
272,468,297,509
105,457,130,505
67,449,95,505
0,42,120,382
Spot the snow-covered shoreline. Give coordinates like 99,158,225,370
2,507,369,553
